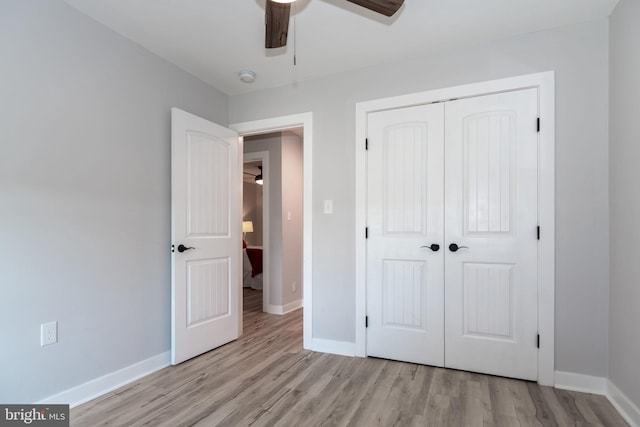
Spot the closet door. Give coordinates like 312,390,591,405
444,89,539,380
366,104,445,366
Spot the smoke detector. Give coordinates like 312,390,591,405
239,70,256,83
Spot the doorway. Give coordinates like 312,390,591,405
242,131,303,318
242,154,269,313
231,113,313,350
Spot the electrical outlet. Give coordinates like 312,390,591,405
41,321,57,346
292,281,297,293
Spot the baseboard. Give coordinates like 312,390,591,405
282,299,302,314
607,380,640,427
312,338,355,357
554,371,607,395
37,351,170,408
265,299,302,315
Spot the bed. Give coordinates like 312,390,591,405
242,241,263,290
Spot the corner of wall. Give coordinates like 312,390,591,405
607,380,640,427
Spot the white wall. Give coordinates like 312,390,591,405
0,1,228,402
230,20,611,377
609,0,640,408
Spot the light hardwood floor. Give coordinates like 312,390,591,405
72,289,627,426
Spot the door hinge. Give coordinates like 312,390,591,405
365,227,369,239
365,316,369,328
537,117,540,132
537,334,540,348
365,138,368,150
537,226,540,240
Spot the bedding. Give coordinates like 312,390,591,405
242,241,263,290
246,248,263,277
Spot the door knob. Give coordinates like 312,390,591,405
448,243,468,252
420,244,440,252
177,244,195,253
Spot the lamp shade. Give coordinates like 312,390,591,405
242,221,254,233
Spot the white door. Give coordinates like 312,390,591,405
444,89,539,380
171,108,242,365
366,89,539,381
366,103,445,366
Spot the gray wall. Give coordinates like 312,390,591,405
243,181,263,247
230,19,611,377
609,0,640,407
244,132,304,307
245,134,284,305
0,1,228,402
281,132,304,305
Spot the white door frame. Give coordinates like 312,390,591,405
243,151,271,313
354,72,555,386
231,113,313,350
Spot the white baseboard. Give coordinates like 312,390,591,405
554,371,607,395
37,351,170,408
312,338,355,357
607,380,640,427
554,371,640,426
266,299,302,315
282,299,303,314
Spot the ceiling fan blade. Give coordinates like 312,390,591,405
345,0,404,17
265,0,291,49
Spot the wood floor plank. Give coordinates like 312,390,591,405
71,289,629,427
459,373,494,427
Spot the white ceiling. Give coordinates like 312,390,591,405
63,0,618,95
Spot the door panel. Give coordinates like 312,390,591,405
366,104,445,366
463,112,515,235
171,108,241,365
462,262,514,340
186,132,230,237
444,89,538,380
187,258,230,326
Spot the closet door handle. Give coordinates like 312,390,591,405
448,243,468,252
420,244,440,252
177,244,195,253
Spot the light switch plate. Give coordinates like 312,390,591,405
324,200,333,214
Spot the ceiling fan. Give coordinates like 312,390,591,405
266,0,405,48
244,166,264,185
